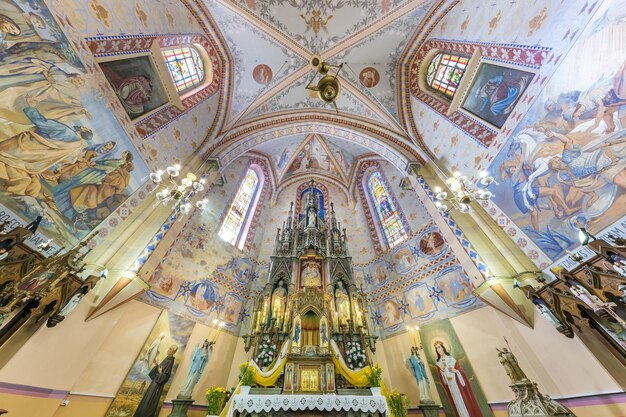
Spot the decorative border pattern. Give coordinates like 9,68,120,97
85,33,221,138
356,161,412,255
409,39,551,147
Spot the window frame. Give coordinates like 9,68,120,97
366,170,408,250
162,45,206,94
425,51,470,100
218,168,262,249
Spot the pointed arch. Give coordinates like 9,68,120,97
357,161,410,254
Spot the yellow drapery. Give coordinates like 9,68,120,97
330,340,394,417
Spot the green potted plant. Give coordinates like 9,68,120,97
387,389,409,417
205,386,228,416
238,362,254,394
366,363,383,395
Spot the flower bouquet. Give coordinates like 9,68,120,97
205,386,228,416
257,342,278,367
345,341,367,370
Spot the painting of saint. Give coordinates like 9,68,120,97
319,316,329,347
17,270,54,291
301,259,321,287
186,281,216,312
284,363,294,392
221,294,243,325
462,63,534,129
405,284,435,318
420,320,493,417
105,311,194,417
99,56,168,119
419,231,446,257
486,1,626,261
380,298,402,329
393,246,416,273
252,64,272,85
372,263,387,285
359,67,380,88
0,0,148,248
292,315,302,347
437,268,474,306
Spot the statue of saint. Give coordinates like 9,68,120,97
178,340,213,398
307,209,316,227
272,280,287,320
497,347,528,384
405,347,432,403
134,345,178,417
335,281,350,326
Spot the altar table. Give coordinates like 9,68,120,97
229,393,389,417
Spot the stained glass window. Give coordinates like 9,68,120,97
426,52,469,98
162,47,205,93
367,172,407,248
219,169,259,246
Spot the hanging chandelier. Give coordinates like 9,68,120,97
434,171,496,213
149,164,208,216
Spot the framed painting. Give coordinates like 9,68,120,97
420,319,493,417
99,55,169,119
105,310,195,417
461,62,534,129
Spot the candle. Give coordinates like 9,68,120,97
207,319,218,340
212,322,225,343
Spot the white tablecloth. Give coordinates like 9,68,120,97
230,393,389,416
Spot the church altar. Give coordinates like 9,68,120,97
228,393,389,417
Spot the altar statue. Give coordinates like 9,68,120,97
178,340,213,398
406,347,432,403
307,209,316,227
335,281,350,326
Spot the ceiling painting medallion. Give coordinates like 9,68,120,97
252,64,273,84
359,67,380,88
300,10,333,34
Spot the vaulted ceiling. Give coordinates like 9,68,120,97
203,0,438,180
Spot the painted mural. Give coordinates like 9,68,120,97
99,56,169,119
359,224,481,336
461,63,534,129
420,319,493,417
282,135,342,181
105,310,195,417
487,0,626,261
0,0,148,246
140,158,262,331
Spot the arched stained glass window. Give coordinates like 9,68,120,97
367,172,407,248
426,52,469,98
162,46,205,93
219,169,259,246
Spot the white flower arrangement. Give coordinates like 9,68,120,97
257,342,278,367
345,341,367,370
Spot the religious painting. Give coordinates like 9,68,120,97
98,55,169,119
419,230,446,258
283,136,341,181
405,283,436,319
0,0,149,248
461,62,534,129
359,67,380,88
319,316,329,348
105,310,195,417
371,260,388,286
284,362,295,392
486,0,626,262
379,297,403,330
220,293,243,325
420,319,493,417
436,267,474,307
16,269,57,292
292,314,302,348
393,245,416,274
325,363,335,392
300,258,322,288
184,279,217,313
149,268,180,297
252,64,272,84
